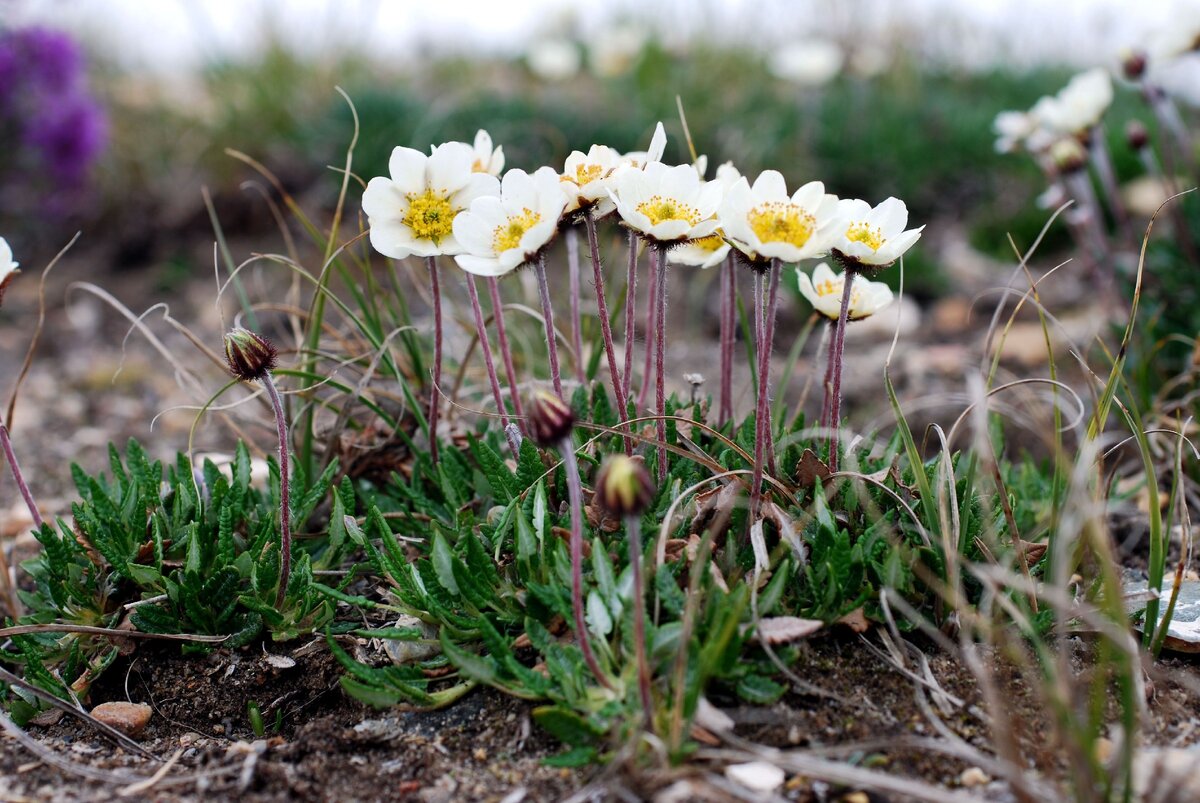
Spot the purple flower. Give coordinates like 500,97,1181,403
22,91,107,185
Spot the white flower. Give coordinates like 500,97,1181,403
668,162,744,268
767,39,844,86
830,197,923,267
362,142,500,260
589,24,646,77
619,122,667,170
453,167,567,277
471,130,504,176
560,144,624,216
0,237,19,305
797,262,893,321
1034,68,1113,136
1150,11,1200,61
609,161,722,244
527,38,581,82
993,110,1051,154
718,170,841,263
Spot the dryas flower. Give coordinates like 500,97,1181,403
1034,68,1113,137
471,129,504,176
767,38,844,86
224,328,278,382
609,161,722,244
797,263,893,321
453,166,567,277
0,237,18,307
560,143,623,217
362,141,500,260
668,162,743,269
718,170,841,263
830,197,923,268
992,110,1053,155
527,389,575,446
594,454,654,518
619,121,667,171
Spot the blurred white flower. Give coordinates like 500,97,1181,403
0,237,19,306
362,142,499,259
560,144,624,216
527,38,581,82
453,167,567,277
589,24,646,78
669,162,743,268
831,197,923,267
849,44,891,78
610,161,722,244
718,170,840,263
1149,9,1200,61
471,130,505,176
1034,68,1113,136
767,39,844,87
796,262,893,321
993,109,1056,154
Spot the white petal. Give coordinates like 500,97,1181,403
474,129,492,155
751,170,788,200
388,147,427,190
452,172,501,209
871,197,909,236
455,253,510,277
428,141,475,191
649,219,691,241
452,212,495,256
368,219,418,260
835,197,872,224
790,180,828,212
362,177,407,221
645,122,667,163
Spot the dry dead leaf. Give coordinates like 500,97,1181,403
753,616,823,644
794,448,831,488
838,607,870,633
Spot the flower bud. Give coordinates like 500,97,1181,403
1050,138,1087,174
0,237,18,310
527,389,574,446
1125,120,1149,152
1119,48,1147,81
594,455,654,518
224,328,278,382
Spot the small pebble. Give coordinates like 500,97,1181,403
90,702,152,738
960,767,990,787
725,761,785,794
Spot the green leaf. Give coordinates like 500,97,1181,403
440,632,500,685
430,531,461,596
736,673,787,705
532,705,603,747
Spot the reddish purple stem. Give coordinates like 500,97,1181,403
637,247,658,410
719,253,735,427
654,244,669,483
560,439,610,688
0,422,43,530
487,277,524,428
828,266,857,472
584,215,631,453
426,256,443,463
565,228,586,384
534,254,564,397
627,516,654,730
466,276,518,455
622,231,639,404
262,375,292,610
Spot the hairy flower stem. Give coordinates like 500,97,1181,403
426,256,443,463
820,322,836,429
565,228,586,384
827,265,858,472
466,276,518,455
1088,126,1130,243
637,248,658,410
487,277,524,429
653,244,670,483
262,375,292,610
750,259,781,519
719,254,736,427
534,254,564,397
584,215,631,453
560,440,610,688
1,423,42,530
622,231,639,405
626,515,654,730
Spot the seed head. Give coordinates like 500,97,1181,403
1120,48,1147,81
1049,138,1087,175
594,455,655,518
527,389,575,446
224,328,278,382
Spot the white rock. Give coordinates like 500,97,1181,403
725,761,785,794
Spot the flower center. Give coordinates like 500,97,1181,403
472,158,488,173
636,195,701,226
845,222,885,251
816,277,861,306
493,208,542,253
403,190,458,243
747,202,814,248
565,164,605,185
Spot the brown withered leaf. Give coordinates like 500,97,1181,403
1015,538,1048,565
585,501,621,533
794,449,831,488
753,616,823,644
838,607,870,633
690,724,722,747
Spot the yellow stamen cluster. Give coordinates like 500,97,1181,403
403,190,457,243
692,233,726,253
845,222,885,251
493,208,542,253
565,164,605,185
637,195,701,226
472,159,488,173
747,202,814,248
816,277,861,306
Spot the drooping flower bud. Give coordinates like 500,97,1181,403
594,454,654,518
527,389,575,446
224,328,278,382
1125,120,1150,152
0,237,18,310
1120,48,1147,81
1050,138,1087,174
